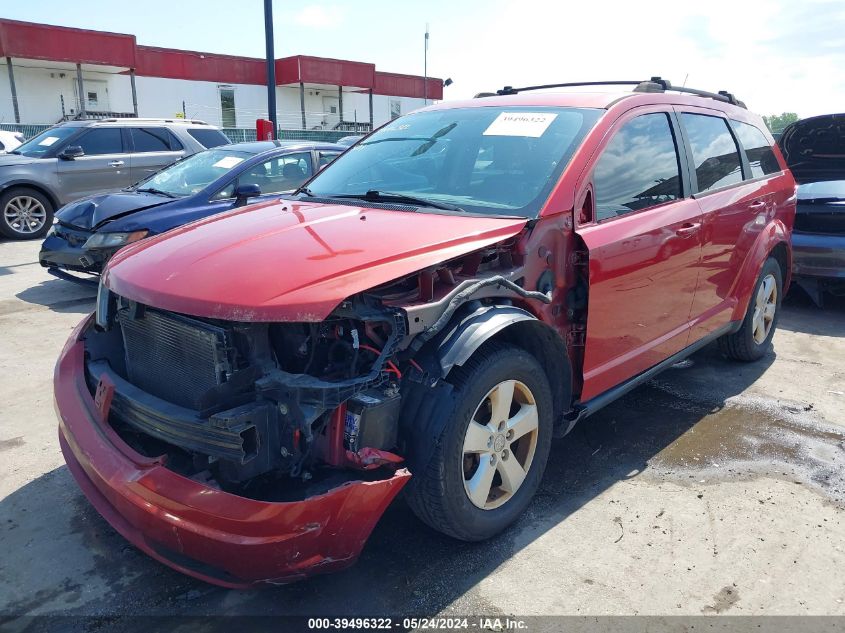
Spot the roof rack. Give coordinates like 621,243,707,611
494,77,746,109
98,117,210,125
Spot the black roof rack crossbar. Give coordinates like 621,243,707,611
497,81,644,95
495,77,746,109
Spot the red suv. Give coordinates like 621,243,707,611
54,78,795,587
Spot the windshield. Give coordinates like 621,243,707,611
305,106,602,217
13,127,80,158
134,149,251,197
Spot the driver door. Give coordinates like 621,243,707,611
575,108,703,401
56,127,134,202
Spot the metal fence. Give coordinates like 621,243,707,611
0,123,355,145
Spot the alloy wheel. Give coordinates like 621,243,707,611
462,379,539,510
3,196,47,234
752,273,777,344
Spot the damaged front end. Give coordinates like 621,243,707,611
56,210,557,586
57,291,415,586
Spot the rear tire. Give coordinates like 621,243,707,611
404,342,553,541
0,187,54,239
718,257,782,361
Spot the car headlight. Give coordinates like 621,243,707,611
82,230,149,250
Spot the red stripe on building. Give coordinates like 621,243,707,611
136,46,265,85
0,19,136,68
0,19,441,99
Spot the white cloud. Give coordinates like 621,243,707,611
293,5,345,29
436,0,845,118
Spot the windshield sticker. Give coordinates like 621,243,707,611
38,136,60,147
483,112,558,138
212,156,244,169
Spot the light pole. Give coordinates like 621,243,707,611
264,0,278,136
424,23,429,105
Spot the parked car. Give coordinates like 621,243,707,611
55,79,795,587
0,118,229,240
39,140,344,280
0,130,25,154
779,113,845,305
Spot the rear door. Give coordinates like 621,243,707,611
128,127,186,183
56,127,133,202
575,107,703,401
676,109,780,340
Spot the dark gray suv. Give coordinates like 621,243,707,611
0,118,230,239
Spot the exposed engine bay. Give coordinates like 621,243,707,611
83,236,570,500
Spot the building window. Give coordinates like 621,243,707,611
219,87,236,128
87,91,99,107
389,99,401,120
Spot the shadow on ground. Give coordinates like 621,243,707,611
0,336,779,628
780,287,845,337
13,278,96,315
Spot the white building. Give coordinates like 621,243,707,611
0,19,443,132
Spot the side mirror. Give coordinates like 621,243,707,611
234,183,261,207
59,146,85,160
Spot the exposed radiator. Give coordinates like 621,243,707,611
118,309,232,410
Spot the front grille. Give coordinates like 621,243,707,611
794,206,845,235
118,309,232,409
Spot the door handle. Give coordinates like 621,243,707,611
676,222,701,238
108,160,125,167
749,200,766,209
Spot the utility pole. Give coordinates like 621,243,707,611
423,23,429,105
264,0,278,136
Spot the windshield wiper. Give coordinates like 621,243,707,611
294,186,316,197
331,190,464,212
136,187,178,199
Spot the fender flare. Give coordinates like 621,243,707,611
0,179,61,210
434,304,538,378
729,218,791,322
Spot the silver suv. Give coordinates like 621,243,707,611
0,118,230,239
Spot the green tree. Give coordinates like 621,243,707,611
762,112,799,133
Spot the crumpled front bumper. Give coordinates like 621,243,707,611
39,231,111,276
55,315,410,588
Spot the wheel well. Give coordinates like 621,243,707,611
0,183,58,210
486,319,573,423
769,241,790,286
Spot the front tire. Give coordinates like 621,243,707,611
718,257,782,361
404,342,553,541
0,187,54,239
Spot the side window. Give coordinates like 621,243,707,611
212,182,236,200
680,113,743,193
730,120,780,178
167,130,184,151
319,151,340,168
74,128,124,155
593,113,682,221
238,152,314,194
130,127,172,153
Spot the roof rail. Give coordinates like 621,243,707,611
98,117,210,125
495,77,746,109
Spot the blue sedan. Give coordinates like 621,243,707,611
39,140,344,280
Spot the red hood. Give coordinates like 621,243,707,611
103,199,528,321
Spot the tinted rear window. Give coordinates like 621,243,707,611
187,128,231,148
730,120,780,178
131,127,173,153
680,113,743,193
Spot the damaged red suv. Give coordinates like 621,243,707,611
55,78,795,587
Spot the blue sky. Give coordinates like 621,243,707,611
4,0,844,117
